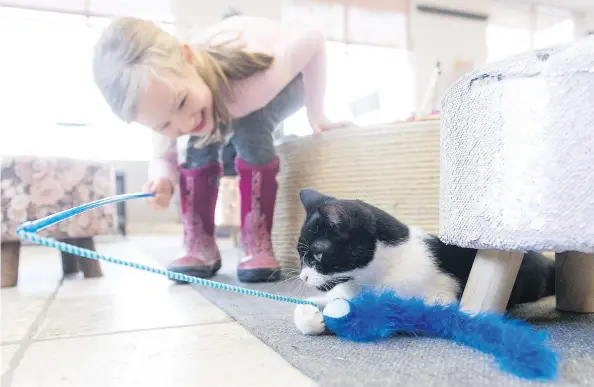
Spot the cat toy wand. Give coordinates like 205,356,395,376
15,192,316,306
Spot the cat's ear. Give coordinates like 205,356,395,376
299,188,327,210
318,203,348,228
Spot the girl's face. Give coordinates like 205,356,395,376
135,49,214,140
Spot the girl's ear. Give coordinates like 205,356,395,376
182,44,193,63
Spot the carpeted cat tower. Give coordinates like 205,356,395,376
272,120,441,271
439,35,594,314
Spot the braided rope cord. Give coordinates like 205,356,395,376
16,192,316,307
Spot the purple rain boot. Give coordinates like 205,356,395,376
235,156,281,283
167,162,222,282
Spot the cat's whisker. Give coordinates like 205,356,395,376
283,270,300,279
293,281,302,296
264,268,284,283
351,279,375,288
289,276,304,293
289,277,303,295
297,281,308,297
266,274,299,292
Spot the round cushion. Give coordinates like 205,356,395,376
439,36,594,253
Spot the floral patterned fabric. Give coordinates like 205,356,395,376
1,155,118,242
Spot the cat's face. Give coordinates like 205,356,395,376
296,189,377,291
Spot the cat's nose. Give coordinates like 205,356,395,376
299,272,308,283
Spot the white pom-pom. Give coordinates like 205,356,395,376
323,298,351,318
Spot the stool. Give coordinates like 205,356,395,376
439,36,594,314
1,155,118,287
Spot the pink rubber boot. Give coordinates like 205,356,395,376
167,162,222,282
235,156,281,283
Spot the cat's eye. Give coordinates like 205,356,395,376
313,253,322,262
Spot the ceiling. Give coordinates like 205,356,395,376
507,0,594,13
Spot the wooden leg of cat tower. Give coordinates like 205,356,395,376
556,252,594,313
460,249,524,314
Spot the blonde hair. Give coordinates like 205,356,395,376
92,17,274,143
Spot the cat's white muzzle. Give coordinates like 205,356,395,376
299,266,327,287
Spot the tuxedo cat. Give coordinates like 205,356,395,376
293,189,555,335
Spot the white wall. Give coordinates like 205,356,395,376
576,11,594,37
409,0,490,109
171,0,281,40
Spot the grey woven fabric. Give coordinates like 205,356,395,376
440,35,594,253
141,236,594,387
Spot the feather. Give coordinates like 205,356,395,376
323,287,558,381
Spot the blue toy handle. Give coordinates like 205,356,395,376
17,192,155,234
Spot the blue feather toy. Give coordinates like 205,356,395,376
16,192,559,382
322,287,558,381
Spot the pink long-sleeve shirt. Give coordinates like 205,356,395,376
149,16,327,186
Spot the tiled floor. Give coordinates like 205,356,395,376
1,238,315,387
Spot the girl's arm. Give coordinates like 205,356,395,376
228,27,328,128
149,132,178,189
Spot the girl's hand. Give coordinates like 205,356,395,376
312,120,353,135
143,178,174,210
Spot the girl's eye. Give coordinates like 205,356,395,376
179,95,187,110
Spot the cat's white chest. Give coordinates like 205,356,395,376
354,229,460,304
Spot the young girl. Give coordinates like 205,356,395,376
92,15,344,283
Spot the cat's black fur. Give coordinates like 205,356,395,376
297,188,555,308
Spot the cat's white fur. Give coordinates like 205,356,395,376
294,227,461,335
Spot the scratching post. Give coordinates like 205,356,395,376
273,121,441,271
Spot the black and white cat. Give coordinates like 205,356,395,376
293,189,555,335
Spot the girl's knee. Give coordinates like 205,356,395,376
232,135,277,166
185,142,220,169
236,147,277,166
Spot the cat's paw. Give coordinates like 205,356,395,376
294,304,326,335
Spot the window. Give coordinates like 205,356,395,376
283,42,414,137
486,25,532,63
281,0,411,136
0,7,174,161
533,5,575,49
486,2,575,63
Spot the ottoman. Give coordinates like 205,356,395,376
440,36,594,313
1,155,118,287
